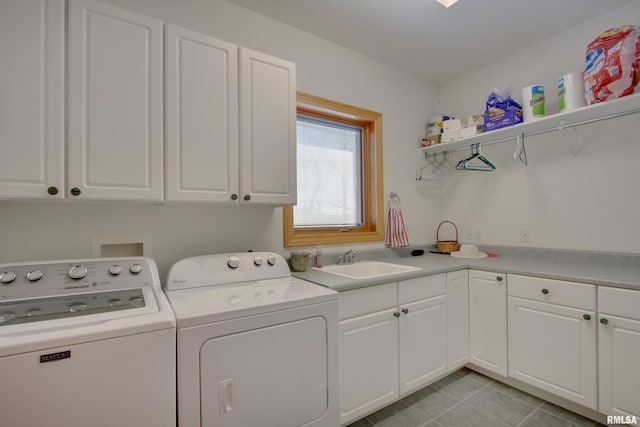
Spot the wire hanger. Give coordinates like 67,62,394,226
415,154,447,181
456,143,496,171
514,133,528,166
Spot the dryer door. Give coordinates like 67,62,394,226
200,316,328,427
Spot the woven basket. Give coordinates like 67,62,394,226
436,221,460,253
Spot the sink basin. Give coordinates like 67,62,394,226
313,261,421,280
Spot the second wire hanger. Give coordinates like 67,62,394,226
455,143,496,171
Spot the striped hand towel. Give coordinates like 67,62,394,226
385,207,410,248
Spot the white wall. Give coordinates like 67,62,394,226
0,0,440,278
438,1,640,253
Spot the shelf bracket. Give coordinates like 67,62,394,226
514,133,528,166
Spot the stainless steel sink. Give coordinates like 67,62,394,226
312,261,421,280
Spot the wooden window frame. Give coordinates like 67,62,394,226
284,92,384,247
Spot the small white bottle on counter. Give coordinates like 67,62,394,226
314,247,323,268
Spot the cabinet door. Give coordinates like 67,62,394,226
239,48,296,205
339,308,398,425
0,0,64,199
469,270,507,376
68,0,163,200
399,295,447,395
165,25,239,202
599,314,640,418
447,270,469,370
508,296,596,409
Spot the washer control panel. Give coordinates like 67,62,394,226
0,258,154,301
166,252,289,291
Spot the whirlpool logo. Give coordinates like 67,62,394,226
40,350,71,363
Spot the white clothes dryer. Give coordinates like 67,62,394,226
164,252,339,427
0,257,176,427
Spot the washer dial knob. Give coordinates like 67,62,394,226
267,255,277,266
253,257,263,266
109,265,123,276
69,303,87,312
227,256,241,269
129,264,143,275
0,271,16,284
26,270,43,282
68,265,88,280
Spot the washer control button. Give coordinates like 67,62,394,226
69,303,88,312
109,265,123,276
253,257,263,266
129,264,143,275
227,256,240,269
26,270,43,282
26,308,43,317
129,297,145,307
0,271,16,284
0,311,17,322
68,265,88,280
267,255,277,266
109,299,123,306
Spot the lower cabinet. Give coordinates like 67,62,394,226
446,270,469,370
598,286,640,418
338,272,464,425
468,270,507,376
338,267,639,425
398,276,448,395
507,275,597,409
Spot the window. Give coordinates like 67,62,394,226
283,93,384,247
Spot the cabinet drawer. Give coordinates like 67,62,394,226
398,274,446,305
508,275,595,310
339,282,397,320
599,286,640,321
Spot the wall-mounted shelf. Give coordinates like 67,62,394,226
420,92,640,156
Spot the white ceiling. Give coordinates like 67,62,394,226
225,0,632,84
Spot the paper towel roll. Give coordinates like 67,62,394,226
522,85,545,122
558,72,586,112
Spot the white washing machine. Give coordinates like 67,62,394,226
0,257,176,427
164,252,339,427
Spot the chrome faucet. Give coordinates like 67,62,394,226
337,249,357,264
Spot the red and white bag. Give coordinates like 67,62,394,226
584,25,640,104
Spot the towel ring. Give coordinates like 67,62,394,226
388,192,401,208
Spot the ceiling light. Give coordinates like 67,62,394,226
436,0,459,7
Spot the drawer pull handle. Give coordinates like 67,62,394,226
583,314,591,321
393,312,400,318
600,318,609,325
541,288,549,295
401,308,409,315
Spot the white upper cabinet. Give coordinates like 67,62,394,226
67,0,163,201
165,25,239,202
239,48,296,205
0,0,64,199
165,36,296,205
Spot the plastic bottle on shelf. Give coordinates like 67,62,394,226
314,247,323,268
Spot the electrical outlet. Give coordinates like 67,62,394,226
520,230,531,243
465,230,474,241
474,229,482,240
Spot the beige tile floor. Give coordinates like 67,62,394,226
347,368,605,427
